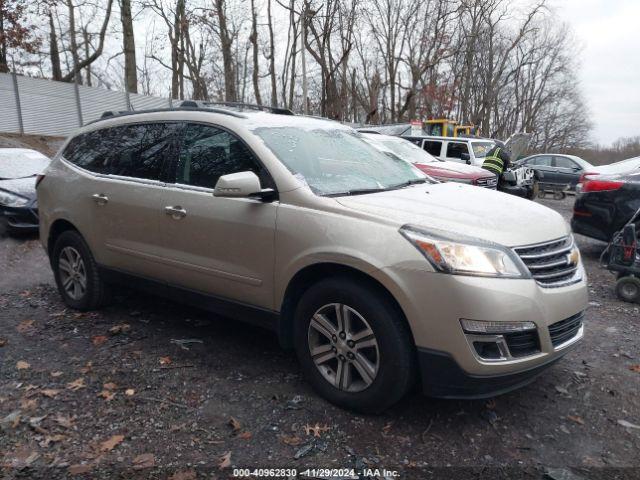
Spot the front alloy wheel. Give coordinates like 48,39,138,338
308,303,380,392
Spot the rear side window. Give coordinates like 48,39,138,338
553,157,577,169
175,123,271,189
446,142,469,159
422,141,442,156
63,123,179,181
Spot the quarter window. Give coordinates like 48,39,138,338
422,140,442,156
62,123,178,181
446,142,469,159
176,124,270,189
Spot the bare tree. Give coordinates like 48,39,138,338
120,0,137,93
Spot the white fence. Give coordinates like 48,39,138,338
0,73,173,138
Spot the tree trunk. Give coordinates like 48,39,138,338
267,0,277,107
67,0,82,83
215,0,237,101
120,0,137,93
249,0,262,105
0,7,8,73
49,12,62,80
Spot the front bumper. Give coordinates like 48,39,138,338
377,263,588,383
0,204,39,230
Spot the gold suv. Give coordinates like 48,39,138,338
38,103,588,412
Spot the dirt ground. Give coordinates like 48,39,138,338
1,196,639,480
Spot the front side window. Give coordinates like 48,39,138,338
446,142,469,159
530,155,553,167
176,123,269,189
422,141,442,156
253,127,426,196
62,123,178,181
471,141,495,158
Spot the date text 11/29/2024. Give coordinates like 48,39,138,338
232,468,401,478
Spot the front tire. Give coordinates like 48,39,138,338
52,230,110,310
293,277,415,413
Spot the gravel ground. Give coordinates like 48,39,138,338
0,196,639,480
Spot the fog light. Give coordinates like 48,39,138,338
460,319,536,334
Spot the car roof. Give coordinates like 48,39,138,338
0,148,47,155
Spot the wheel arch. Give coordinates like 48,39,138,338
47,219,81,259
277,262,415,349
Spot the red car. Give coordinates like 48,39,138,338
361,133,498,188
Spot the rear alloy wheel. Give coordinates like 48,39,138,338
294,277,415,413
616,276,640,303
52,230,110,311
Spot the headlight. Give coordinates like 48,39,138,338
0,190,30,207
400,225,530,278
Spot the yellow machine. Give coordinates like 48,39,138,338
423,119,478,137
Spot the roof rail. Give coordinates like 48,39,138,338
181,100,295,116
89,105,246,125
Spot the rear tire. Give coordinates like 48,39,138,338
616,276,640,303
52,230,110,310
293,277,415,413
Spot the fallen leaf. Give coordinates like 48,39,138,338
98,390,116,401
16,360,31,370
218,451,231,470
159,356,172,365
228,417,242,432
280,434,303,446
169,470,197,480
238,430,252,440
79,361,93,374
20,398,38,411
100,434,124,452
67,378,86,391
109,324,131,335
0,338,7,347
618,419,640,429
41,434,66,447
92,335,107,346
54,414,74,429
16,319,34,333
132,453,155,469
41,389,61,398
68,464,93,475
304,423,330,437
382,422,393,434
103,382,118,390
629,365,640,373
19,290,32,298
1,411,21,429
567,415,585,425
50,371,63,378
125,388,135,396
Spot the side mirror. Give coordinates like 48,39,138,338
460,153,471,164
214,171,276,201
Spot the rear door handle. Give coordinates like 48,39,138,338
164,205,187,219
92,193,109,205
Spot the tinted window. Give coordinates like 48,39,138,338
446,142,469,159
63,123,178,180
176,124,270,189
423,141,442,156
554,156,578,169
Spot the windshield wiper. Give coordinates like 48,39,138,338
326,187,389,197
388,178,428,189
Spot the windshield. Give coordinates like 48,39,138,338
253,127,427,196
0,150,50,179
364,136,439,165
471,141,495,158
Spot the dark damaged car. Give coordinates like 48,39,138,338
0,148,51,233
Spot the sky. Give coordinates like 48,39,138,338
553,0,640,145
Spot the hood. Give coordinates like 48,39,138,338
336,182,569,247
418,161,489,178
0,176,37,201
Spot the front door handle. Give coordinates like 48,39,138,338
164,205,187,219
92,193,109,205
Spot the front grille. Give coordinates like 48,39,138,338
514,236,580,287
504,330,540,357
549,312,583,347
476,176,498,188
